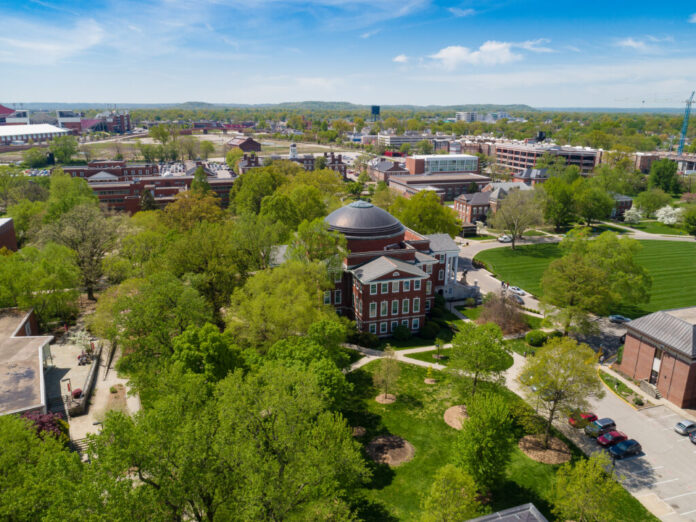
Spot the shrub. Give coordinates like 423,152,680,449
525,330,548,347
633,396,644,406
392,325,411,341
110,386,117,394
509,400,544,436
434,294,446,308
349,331,379,348
21,411,70,446
616,345,624,365
464,297,476,308
429,307,444,319
420,321,441,339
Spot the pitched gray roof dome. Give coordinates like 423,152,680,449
325,201,404,239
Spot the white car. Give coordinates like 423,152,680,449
509,286,525,296
497,235,512,243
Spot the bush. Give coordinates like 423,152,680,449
392,325,411,341
464,297,476,308
472,258,488,270
420,321,441,339
348,331,379,348
110,386,117,394
617,345,624,365
633,396,644,406
509,400,545,437
434,294,446,308
429,307,444,319
525,330,548,347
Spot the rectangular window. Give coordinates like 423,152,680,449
381,282,389,294
370,284,377,295
414,279,421,291
391,321,398,331
369,302,377,318
403,280,410,292
425,299,431,311
323,291,331,305
426,264,433,274
334,290,342,304
358,300,363,314
369,323,377,334
426,281,432,295
439,254,445,263
380,322,387,334
392,281,399,293
438,269,444,280
402,319,409,327
381,301,388,316
412,318,420,330
402,298,409,314
392,300,399,315
413,297,420,313
334,271,342,283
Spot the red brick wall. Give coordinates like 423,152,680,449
657,354,696,408
346,234,406,253
356,278,427,335
619,333,655,380
0,219,18,251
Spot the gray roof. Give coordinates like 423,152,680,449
325,201,405,239
517,168,549,180
352,256,427,283
414,251,438,264
0,217,12,230
487,181,532,192
470,503,548,522
628,307,696,359
461,191,491,206
88,171,119,181
425,233,459,253
612,193,633,202
373,160,407,173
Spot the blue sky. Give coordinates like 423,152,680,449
1,0,696,107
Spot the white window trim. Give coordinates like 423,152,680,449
426,281,432,295
380,322,387,334
369,302,377,318
414,279,421,291
403,280,410,292
392,299,399,315
401,319,409,327
412,318,420,330
381,282,389,294
381,301,388,317
413,297,420,313
438,269,444,280
370,284,377,295
323,291,331,305
402,298,409,314
334,289,342,305
392,281,399,293
369,323,377,334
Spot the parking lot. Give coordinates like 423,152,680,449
561,387,696,520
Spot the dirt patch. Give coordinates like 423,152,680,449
424,378,437,384
432,354,446,360
352,426,366,437
518,434,571,464
444,405,469,430
375,393,396,404
104,384,128,415
365,435,415,467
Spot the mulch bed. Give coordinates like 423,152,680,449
375,393,396,404
518,434,571,464
365,435,415,467
443,405,468,430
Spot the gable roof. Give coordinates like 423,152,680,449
373,160,407,173
351,256,427,283
425,233,459,253
628,307,696,359
461,191,491,206
88,171,119,181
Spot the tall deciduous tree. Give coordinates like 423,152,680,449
49,135,79,164
448,322,510,396
635,188,671,218
373,347,401,399
163,191,224,231
42,204,118,300
45,170,98,222
648,158,681,194
454,392,514,492
518,337,603,447
287,218,347,270
190,166,211,194
420,464,484,522
199,140,215,160
489,190,542,249
171,323,243,382
541,177,575,231
572,179,614,225
389,191,460,236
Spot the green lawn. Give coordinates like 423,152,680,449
475,240,696,316
403,348,451,365
628,220,687,236
344,362,655,521
523,229,546,236
464,234,496,241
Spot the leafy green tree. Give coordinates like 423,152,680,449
139,189,156,210
400,143,412,154
286,184,327,222
171,323,243,382
199,140,215,160
573,179,614,225
163,191,224,231
5,199,46,246
0,166,22,211
229,166,289,215
226,261,336,349
416,139,434,154
683,204,696,237
23,147,48,168
45,170,98,222
137,141,158,163
634,188,671,218
372,183,398,210
287,218,347,270
42,204,118,300
489,190,542,249
260,192,299,230
449,322,510,396
420,464,484,522
648,158,681,194
541,177,575,231
190,166,211,194
49,135,78,164
552,450,625,521
390,191,460,236
373,347,401,399
225,148,244,172
314,155,327,170
518,337,603,447
148,124,171,144
229,213,288,271
454,392,514,492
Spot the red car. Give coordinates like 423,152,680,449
569,412,597,428
597,430,628,447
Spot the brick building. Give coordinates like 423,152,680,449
63,160,158,180
611,194,633,219
495,142,598,174
453,182,532,224
512,168,550,186
367,159,409,182
388,173,491,201
227,137,261,152
324,201,460,337
0,218,17,251
238,147,347,178
618,307,696,408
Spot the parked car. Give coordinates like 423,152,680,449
509,286,525,296
509,294,524,305
497,235,512,243
585,418,616,437
609,315,631,324
674,420,696,436
569,411,597,428
597,430,628,447
609,439,642,459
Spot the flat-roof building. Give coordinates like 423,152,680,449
405,154,478,175
495,142,599,174
0,124,69,145
389,173,491,202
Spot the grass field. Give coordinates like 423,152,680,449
628,220,687,236
344,362,655,521
475,240,696,316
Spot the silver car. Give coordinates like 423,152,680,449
674,420,696,435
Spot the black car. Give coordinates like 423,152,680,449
609,439,641,459
584,417,616,437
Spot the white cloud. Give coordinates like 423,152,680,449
565,45,581,53
428,39,555,70
518,38,554,53
393,54,409,63
448,7,475,17
616,37,650,51
0,18,104,64
689,13,696,23
361,29,380,39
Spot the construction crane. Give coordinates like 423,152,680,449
678,91,695,156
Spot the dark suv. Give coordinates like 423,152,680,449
585,417,616,437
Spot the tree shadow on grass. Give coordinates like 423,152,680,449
489,480,554,520
395,393,423,410
350,493,398,522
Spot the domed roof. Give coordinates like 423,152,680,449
325,201,404,239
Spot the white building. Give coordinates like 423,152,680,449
0,124,69,145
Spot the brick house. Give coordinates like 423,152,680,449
324,201,460,337
0,218,17,251
512,168,549,186
611,193,633,219
454,192,491,224
617,307,696,408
